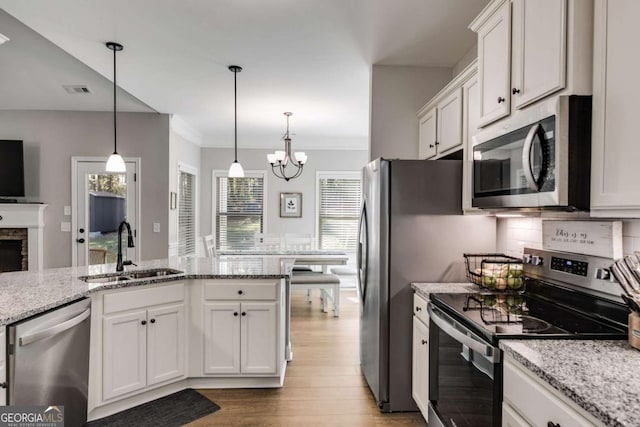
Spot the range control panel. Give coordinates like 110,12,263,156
550,256,589,277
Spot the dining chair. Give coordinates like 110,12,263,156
89,247,108,264
254,233,283,250
203,234,216,257
284,233,313,250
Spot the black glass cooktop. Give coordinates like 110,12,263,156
430,280,628,345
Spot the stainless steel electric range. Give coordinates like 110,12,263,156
427,248,629,427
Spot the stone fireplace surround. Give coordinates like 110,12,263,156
0,204,47,271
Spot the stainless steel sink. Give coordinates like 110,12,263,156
79,268,184,284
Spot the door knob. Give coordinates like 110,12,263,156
141,320,147,325
497,96,506,103
241,312,247,316
79,228,85,233
512,88,520,95
150,319,156,324
234,312,239,316
76,238,85,244
421,340,428,345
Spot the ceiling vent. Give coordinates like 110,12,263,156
63,85,92,94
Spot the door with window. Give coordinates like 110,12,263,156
214,172,265,251
74,159,138,266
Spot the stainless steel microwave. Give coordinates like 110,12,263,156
471,95,592,210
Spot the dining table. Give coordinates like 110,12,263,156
216,249,350,361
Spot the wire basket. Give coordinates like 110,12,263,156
464,253,524,291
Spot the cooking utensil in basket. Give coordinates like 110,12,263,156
464,253,523,291
612,263,636,297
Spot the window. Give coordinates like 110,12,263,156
214,171,265,250
316,172,362,252
178,164,197,256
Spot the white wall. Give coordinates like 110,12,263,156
497,217,640,258
168,129,201,255
0,110,170,268
369,65,452,160
200,148,368,239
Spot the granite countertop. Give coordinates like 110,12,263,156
0,256,291,327
411,282,479,299
501,340,640,427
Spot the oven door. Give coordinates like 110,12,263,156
427,303,503,427
472,115,557,208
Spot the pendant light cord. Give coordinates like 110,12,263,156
234,68,238,162
112,45,117,154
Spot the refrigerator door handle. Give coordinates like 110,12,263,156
19,308,91,346
357,202,368,303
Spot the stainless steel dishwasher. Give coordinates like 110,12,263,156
7,298,91,427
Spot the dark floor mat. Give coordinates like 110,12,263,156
87,388,220,427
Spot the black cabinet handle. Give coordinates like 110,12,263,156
0,382,7,389
76,238,85,244
421,340,428,345
234,312,239,316
141,320,147,325
241,312,247,316
415,306,422,311
0,215,3,221
429,144,434,148
79,228,85,233
547,422,560,427
238,290,244,295
512,88,520,95
434,141,440,146
150,319,156,324
497,96,506,103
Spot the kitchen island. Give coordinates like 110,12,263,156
0,256,294,421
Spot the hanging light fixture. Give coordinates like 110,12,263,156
267,112,307,181
228,65,245,178
105,42,126,173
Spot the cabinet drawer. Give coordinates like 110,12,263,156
503,358,598,427
103,283,185,314
413,294,429,325
204,282,277,301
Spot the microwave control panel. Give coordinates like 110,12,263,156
550,257,588,277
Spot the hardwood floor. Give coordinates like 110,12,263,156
189,289,427,426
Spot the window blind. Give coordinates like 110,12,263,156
216,175,264,250
318,176,362,251
178,170,196,256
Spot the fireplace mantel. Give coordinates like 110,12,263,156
0,204,47,271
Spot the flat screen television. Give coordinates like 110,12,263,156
0,140,25,197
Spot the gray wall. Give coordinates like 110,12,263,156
0,110,170,268
169,129,201,255
370,65,452,160
451,45,478,77
200,148,368,239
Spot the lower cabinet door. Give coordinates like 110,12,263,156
241,302,277,374
203,302,241,374
0,328,5,405
147,303,186,386
103,310,147,400
502,403,531,427
412,316,429,415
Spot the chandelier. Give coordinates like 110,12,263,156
267,112,307,181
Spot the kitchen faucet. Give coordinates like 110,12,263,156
116,220,136,272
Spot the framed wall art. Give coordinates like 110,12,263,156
280,192,302,218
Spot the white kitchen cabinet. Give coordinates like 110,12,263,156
0,328,5,405
203,298,278,375
462,75,481,213
503,355,603,427
474,0,511,127
591,0,640,216
511,0,566,109
102,310,148,400
412,294,430,419
100,283,186,402
470,0,592,128
418,107,437,159
436,88,463,154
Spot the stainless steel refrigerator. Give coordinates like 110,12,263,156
357,158,496,412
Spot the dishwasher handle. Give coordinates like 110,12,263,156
19,308,91,346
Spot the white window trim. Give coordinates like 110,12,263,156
315,170,362,248
177,162,198,256
211,169,268,250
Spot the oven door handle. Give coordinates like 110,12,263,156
521,123,541,191
428,303,501,363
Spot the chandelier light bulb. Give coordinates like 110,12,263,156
295,152,307,164
267,153,277,164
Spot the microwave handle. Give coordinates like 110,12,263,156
521,123,541,191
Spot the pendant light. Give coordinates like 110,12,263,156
228,65,244,178
267,112,307,181
105,42,126,172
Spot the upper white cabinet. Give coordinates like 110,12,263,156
511,0,567,109
462,75,481,213
470,0,592,128
475,0,511,127
591,0,640,216
417,62,476,160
